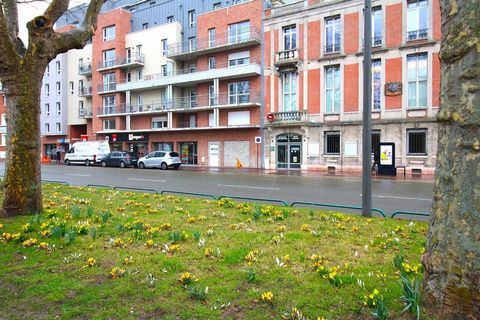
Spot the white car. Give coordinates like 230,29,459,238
137,151,181,170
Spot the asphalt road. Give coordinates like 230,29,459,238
0,163,434,218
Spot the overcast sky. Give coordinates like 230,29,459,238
18,0,87,43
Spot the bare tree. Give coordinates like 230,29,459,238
422,0,480,318
0,0,104,217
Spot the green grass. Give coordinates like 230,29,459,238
0,184,428,319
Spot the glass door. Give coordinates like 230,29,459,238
277,144,288,169
289,145,301,169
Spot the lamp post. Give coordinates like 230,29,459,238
362,0,372,217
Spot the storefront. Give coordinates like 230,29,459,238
105,133,149,157
276,133,302,169
179,142,197,165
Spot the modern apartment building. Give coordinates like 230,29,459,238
263,0,440,173
86,0,263,167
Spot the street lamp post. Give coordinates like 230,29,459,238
362,0,372,217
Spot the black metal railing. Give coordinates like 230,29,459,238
407,29,428,41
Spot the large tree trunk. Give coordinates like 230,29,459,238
1,67,43,217
421,0,480,318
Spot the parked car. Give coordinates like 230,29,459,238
100,151,137,168
64,141,110,166
137,151,181,170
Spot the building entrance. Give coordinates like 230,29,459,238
276,133,302,169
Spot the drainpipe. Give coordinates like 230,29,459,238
260,0,266,169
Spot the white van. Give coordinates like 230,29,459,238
64,141,110,166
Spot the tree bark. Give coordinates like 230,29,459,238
1,67,43,217
421,0,480,318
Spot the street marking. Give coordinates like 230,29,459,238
360,194,431,201
127,178,166,183
217,184,280,191
65,174,91,177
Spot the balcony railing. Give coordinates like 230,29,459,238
407,29,428,41
78,86,92,97
372,36,382,47
97,53,145,70
324,43,341,54
268,111,308,123
78,62,92,75
167,27,261,57
97,82,117,93
177,121,197,129
275,48,299,66
117,58,261,85
78,108,93,119
97,105,124,116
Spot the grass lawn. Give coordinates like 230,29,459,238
0,184,428,319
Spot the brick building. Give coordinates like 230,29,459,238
263,0,440,173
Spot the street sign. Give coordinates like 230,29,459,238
255,136,262,144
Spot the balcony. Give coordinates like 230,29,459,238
78,107,93,119
372,36,382,47
116,59,262,92
97,53,145,72
177,120,197,129
78,62,92,76
274,49,299,70
167,27,261,61
96,105,125,116
97,82,117,94
324,43,341,54
114,91,261,116
407,29,428,41
78,86,92,97
267,111,308,124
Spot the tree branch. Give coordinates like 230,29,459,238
0,3,20,80
43,0,70,27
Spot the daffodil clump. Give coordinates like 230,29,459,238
110,267,126,279
363,289,381,307
261,291,273,304
179,272,197,286
245,249,259,265
22,238,38,247
84,258,96,268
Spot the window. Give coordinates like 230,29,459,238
371,130,381,153
79,101,84,114
209,85,216,106
152,116,168,129
56,82,61,95
228,51,250,66
56,61,61,74
56,102,61,115
208,28,216,47
45,123,50,133
190,90,197,108
102,49,116,68
282,72,297,112
103,96,116,114
137,94,143,110
325,16,341,53
103,25,116,41
213,2,221,10
407,0,428,40
103,73,116,92
45,84,49,96
0,134,6,146
229,81,250,104
407,129,427,155
0,114,6,126
228,21,250,43
46,64,49,76
167,16,174,23
154,142,173,151
45,103,50,116
324,131,340,155
103,119,116,130
161,64,168,76
372,59,382,110
283,25,297,50
188,37,196,51
325,65,341,113
137,69,143,81
161,39,168,56
56,122,61,132
208,57,216,70
69,81,74,94
142,23,149,29
372,7,383,46
188,10,195,27
407,53,428,109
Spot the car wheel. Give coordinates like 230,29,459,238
138,162,145,169
85,159,90,166
161,162,168,170
120,161,125,168
65,159,70,166
101,161,106,167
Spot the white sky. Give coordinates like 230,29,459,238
18,0,88,43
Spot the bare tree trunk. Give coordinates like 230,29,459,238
1,70,43,217
421,0,480,318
